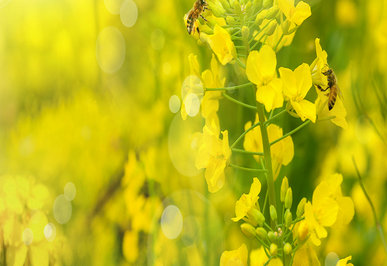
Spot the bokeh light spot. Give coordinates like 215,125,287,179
325,252,339,266
169,95,181,113
184,93,200,117
96,27,126,74
161,205,183,239
64,182,76,201
22,228,33,246
44,223,56,242
53,194,72,224
0,0,11,8
181,75,203,101
120,0,138,28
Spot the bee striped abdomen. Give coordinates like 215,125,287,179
328,85,338,110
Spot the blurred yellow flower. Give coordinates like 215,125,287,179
278,0,311,26
250,246,268,266
244,118,294,179
196,120,231,193
220,243,248,266
122,230,139,263
337,256,354,266
246,45,283,111
203,24,236,65
279,63,316,122
292,241,320,266
304,173,354,246
232,177,261,222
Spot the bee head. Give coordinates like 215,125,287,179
322,69,333,76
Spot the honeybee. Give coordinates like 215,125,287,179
185,0,209,35
316,68,341,110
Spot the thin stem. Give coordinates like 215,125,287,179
316,115,336,122
230,121,261,149
256,103,276,209
206,82,252,91
229,163,267,173
236,58,246,68
265,109,287,125
231,148,263,156
270,120,311,146
353,157,387,253
222,92,257,110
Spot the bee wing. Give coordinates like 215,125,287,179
337,85,344,102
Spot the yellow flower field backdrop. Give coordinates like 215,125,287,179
0,0,386,265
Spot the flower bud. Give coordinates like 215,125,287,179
270,243,278,256
256,227,267,239
284,209,292,227
270,205,277,222
265,20,277,35
266,6,279,20
242,26,250,42
255,9,268,25
253,0,263,10
210,2,226,17
241,223,256,239
267,231,276,242
218,0,231,10
296,197,307,218
298,220,309,241
244,1,252,11
247,208,261,226
285,188,293,209
226,16,236,25
280,177,289,202
284,243,292,255
281,20,291,34
232,0,241,12
252,209,265,226
263,0,273,9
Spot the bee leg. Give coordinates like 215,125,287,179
317,85,329,92
200,15,208,22
196,26,200,34
325,93,329,97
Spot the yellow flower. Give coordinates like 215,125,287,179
246,45,283,112
292,240,320,266
244,117,294,179
201,54,225,122
304,173,354,246
337,256,354,266
232,177,261,222
250,247,268,266
311,39,347,128
195,121,231,193
279,63,316,122
202,24,236,65
220,244,248,266
278,0,311,26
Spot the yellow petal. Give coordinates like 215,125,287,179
246,50,263,85
278,0,294,19
292,99,316,122
279,67,297,99
293,1,312,25
294,63,312,99
220,244,248,266
258,45,277,82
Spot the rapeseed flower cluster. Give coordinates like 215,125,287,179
182,0,356,264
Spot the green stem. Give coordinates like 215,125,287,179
265,109,287,125
206,82,252,91
229,163,266,173
230,121,261,149
353,156,387,253
256,103,276,209
222,92,257,110
270,120,311,146
231,148,263,156
236,58,246,68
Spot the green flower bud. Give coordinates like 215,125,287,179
232,0,241,12
253,0,263,10
249,209,265,226
241,223,256,239
268,231,276,242
255,9,268,26
266,6,279,20
242,26,250,42
270,243,278,256
281,20,291,34
256,227,267,239
264,20,277,36
270,205,277,222
218,0,231,10
263,0,273,9
280,177,289,202
296,197,307,218
226,16,236,25
285,188,293,209
284,209,292,227
284,243,292,255
210,2,226,17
